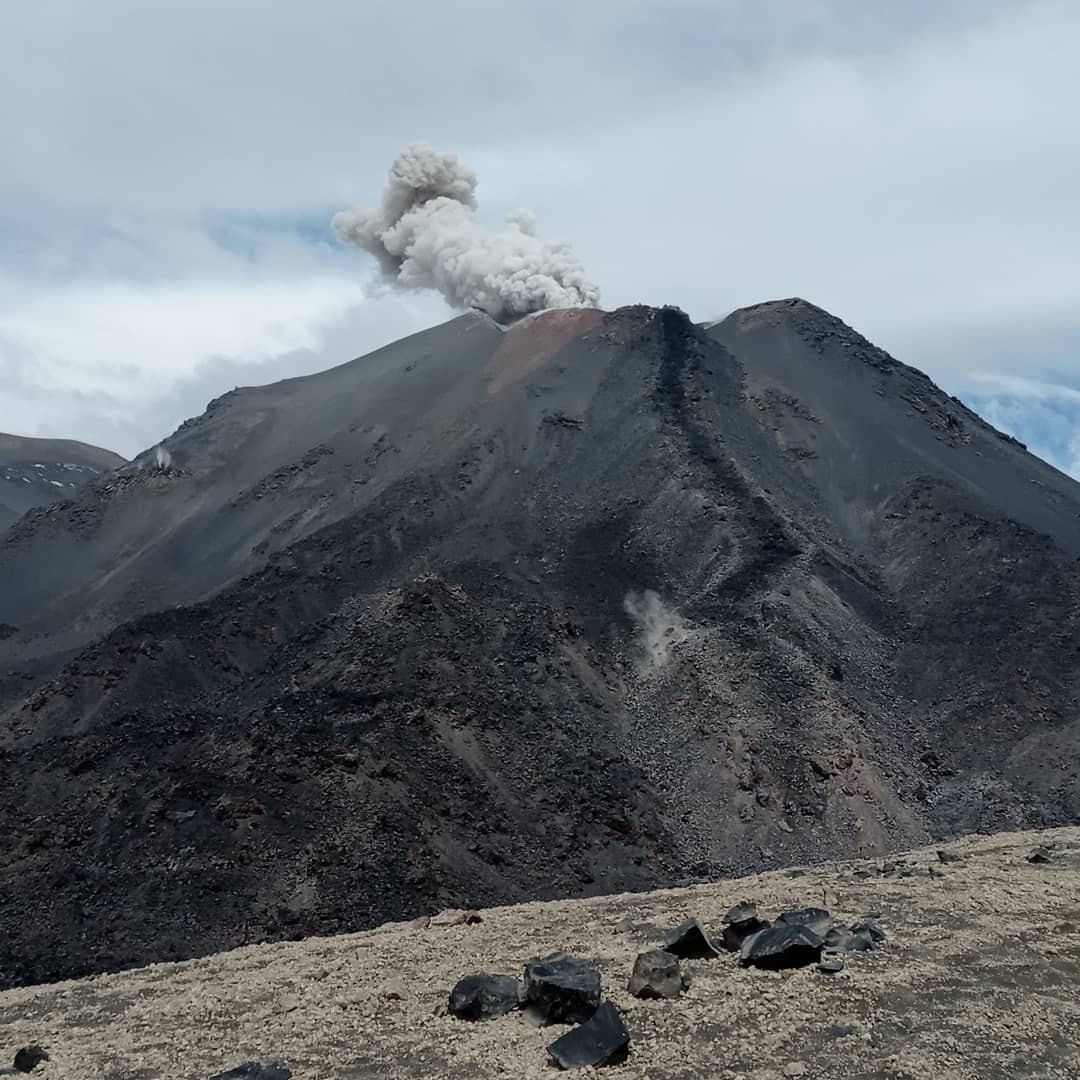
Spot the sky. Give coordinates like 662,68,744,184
1,0,1078,471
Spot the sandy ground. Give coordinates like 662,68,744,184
1,827,1078,1080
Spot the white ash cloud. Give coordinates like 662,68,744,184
332,144,600,323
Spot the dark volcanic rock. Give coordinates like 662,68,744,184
720,900,771,951
208,1064,291,1080
663,917,721,960
448,973,521,1020
547,1002,630,1070
817,951,845,974
824,922,882,953
722,916,772,952
775,907,834,939
850,918,887,948
3,300,1080,988
12,1047,48,1074
741,924,825,969
723,901,759,924
523,953,601,1025
627,949,685,999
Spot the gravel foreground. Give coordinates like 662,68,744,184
2,827,1078,1080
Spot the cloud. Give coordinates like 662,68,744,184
0,274,451,456
0,1,1077,454
956,372,1080,479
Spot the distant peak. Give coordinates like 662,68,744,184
714,297,899,367
724,297,839,329
0,432,126,466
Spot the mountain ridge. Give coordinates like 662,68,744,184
0,432,126,533
1,299,1078,990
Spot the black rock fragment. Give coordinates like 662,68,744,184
817,950,845,974
208,1066,291,1080
723,916,771,952
741,924,824,969
547,1002,630,1070
850,917,886,948
448,973,522,1020
663,917,721,959
825,923,881,953
524,953,601,1025
1028,846,1053,864
824,923,851,949
13,1047,48,1074
723,901,759,924
719,901,772,952
775,907,833,939
627,949,686,999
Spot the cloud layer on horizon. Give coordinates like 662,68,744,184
0,1,1077,469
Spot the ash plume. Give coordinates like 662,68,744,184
333,144,600,323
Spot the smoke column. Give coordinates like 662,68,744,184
333,144,600,323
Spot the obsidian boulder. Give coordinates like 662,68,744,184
720,902,772,952
723,901,759,924
208,1064,291,1080
12,1048,48,1074
851,918,886,947
817,950,845,974
547,1002,630,1070
448,973,521,1020
741,924,824,969
663,918,721,959
627,949,685,999
523,953,601,1025
775,907,834,939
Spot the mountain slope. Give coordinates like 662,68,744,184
1,827,1077,1080
0,433,125,533
1,300,1078,989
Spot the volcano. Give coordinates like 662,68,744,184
1,298,1078,989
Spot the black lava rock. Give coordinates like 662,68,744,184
741,924,824,969
720,902,772,952
723,901,759,924
12,1047,48,1074
775,907,833,939
448,973,522,1020
851,917,887,948
722,915,772,952
824,923,876,953
627,949,685,999
547,1002,630,1070
524,953,601,1025
208,1064,291,1080
817,950,845,974
663,917,721,959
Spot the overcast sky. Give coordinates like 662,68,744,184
1,1,1078,472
